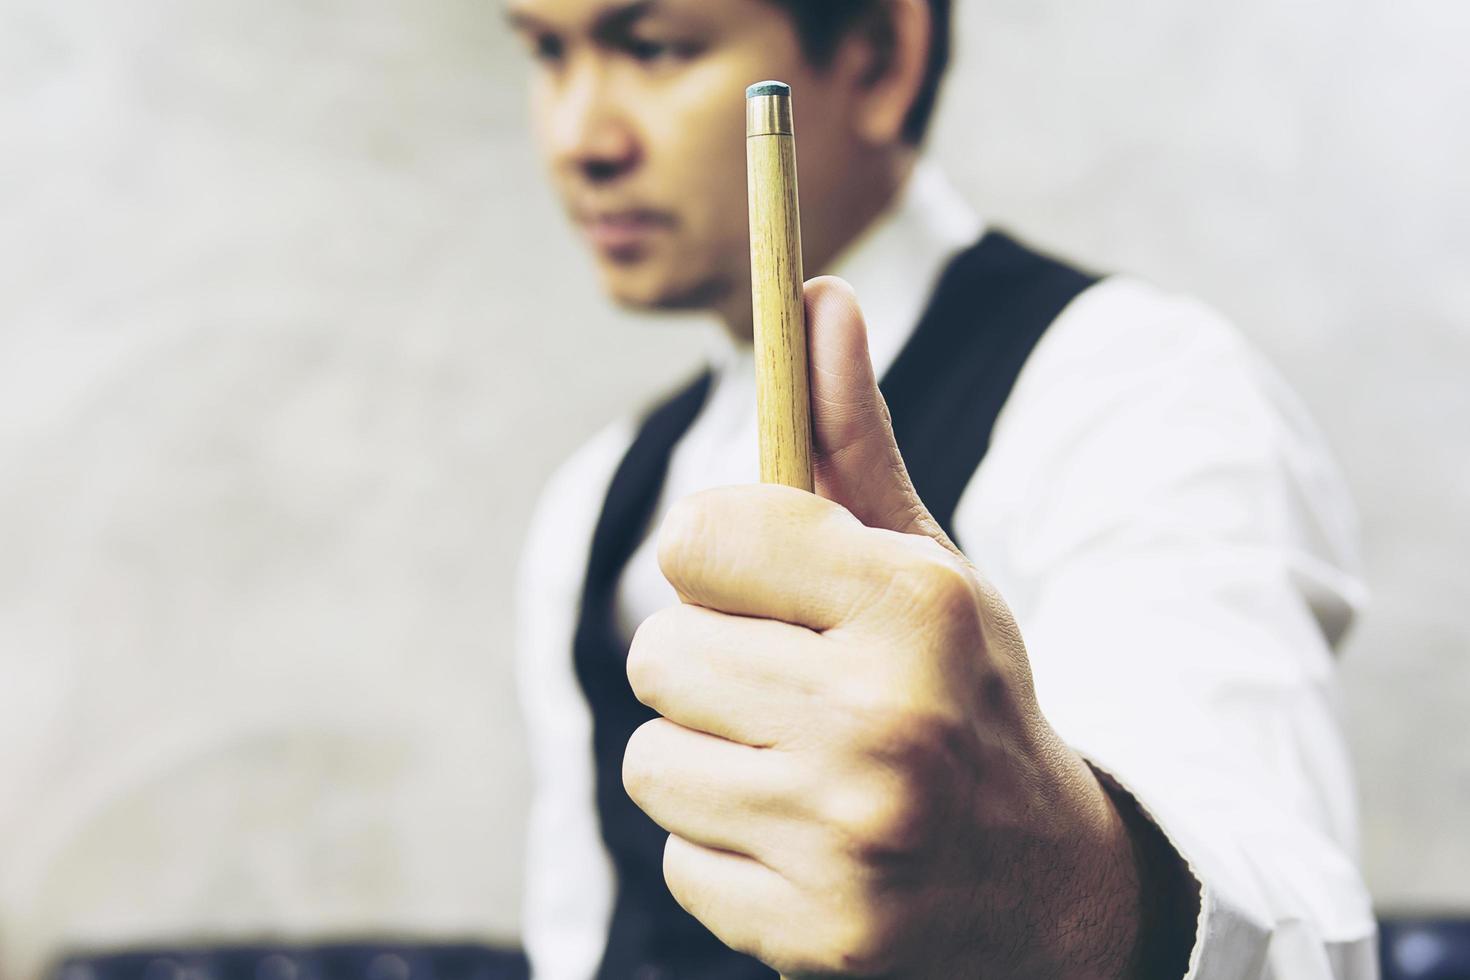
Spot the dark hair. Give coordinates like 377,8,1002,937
765,0,952,145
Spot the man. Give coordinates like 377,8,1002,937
508,1,1377,978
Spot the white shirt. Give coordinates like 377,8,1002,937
515,162,1378,980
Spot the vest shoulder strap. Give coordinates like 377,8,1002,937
881,230,1098,542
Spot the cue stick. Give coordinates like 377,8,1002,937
746,80,815,492
746,80,807,980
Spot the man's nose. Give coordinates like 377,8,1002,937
549,66,640,184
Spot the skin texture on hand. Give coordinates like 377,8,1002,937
621,279,1200,978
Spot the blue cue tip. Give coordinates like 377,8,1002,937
745,80,791,99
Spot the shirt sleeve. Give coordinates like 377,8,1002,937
953,277,1378,979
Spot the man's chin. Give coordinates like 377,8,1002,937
596,263,732,314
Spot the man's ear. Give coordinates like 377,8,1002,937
845,0,932,146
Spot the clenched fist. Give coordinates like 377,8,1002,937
622,278,1198,979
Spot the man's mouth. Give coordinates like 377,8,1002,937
578,209,677,255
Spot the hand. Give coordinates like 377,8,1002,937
623,277,1197,978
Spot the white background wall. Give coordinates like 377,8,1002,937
0,0,1466,975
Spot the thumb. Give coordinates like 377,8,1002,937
804,276,961,557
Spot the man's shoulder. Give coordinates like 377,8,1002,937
986,271,1360,565
979,267,1348,507
1057,273,1246,359
1008,273,1278,429
966,271,1282,519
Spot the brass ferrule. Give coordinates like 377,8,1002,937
746,93,793,137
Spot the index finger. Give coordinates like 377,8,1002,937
656,483,932,632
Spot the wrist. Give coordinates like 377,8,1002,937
1090,763,1202,980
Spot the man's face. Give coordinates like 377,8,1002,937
507,0,864,315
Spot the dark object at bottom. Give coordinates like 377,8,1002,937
44,919,1470,980
51,944,528,980
1381,918,1470,980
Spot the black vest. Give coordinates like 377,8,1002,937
571,231,1097,979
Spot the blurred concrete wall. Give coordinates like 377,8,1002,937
0,0,1465,975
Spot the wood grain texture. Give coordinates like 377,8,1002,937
746,125,813,492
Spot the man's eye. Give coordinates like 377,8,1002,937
623,37,699,65
531,34,565,64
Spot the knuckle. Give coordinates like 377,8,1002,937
621,719,663,803
656,491,714,583
810,910,899,976
820,709,962,860
836,777,933,860
831,676,926,763
834,677,899,738
626,609,673,705
811,492,862,532
891,542,982,630
660,833,687,897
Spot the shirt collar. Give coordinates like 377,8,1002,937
704,159,984,381
824,159,985,379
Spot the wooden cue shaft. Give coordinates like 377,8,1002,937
748,83,806,980
746,80,814,492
